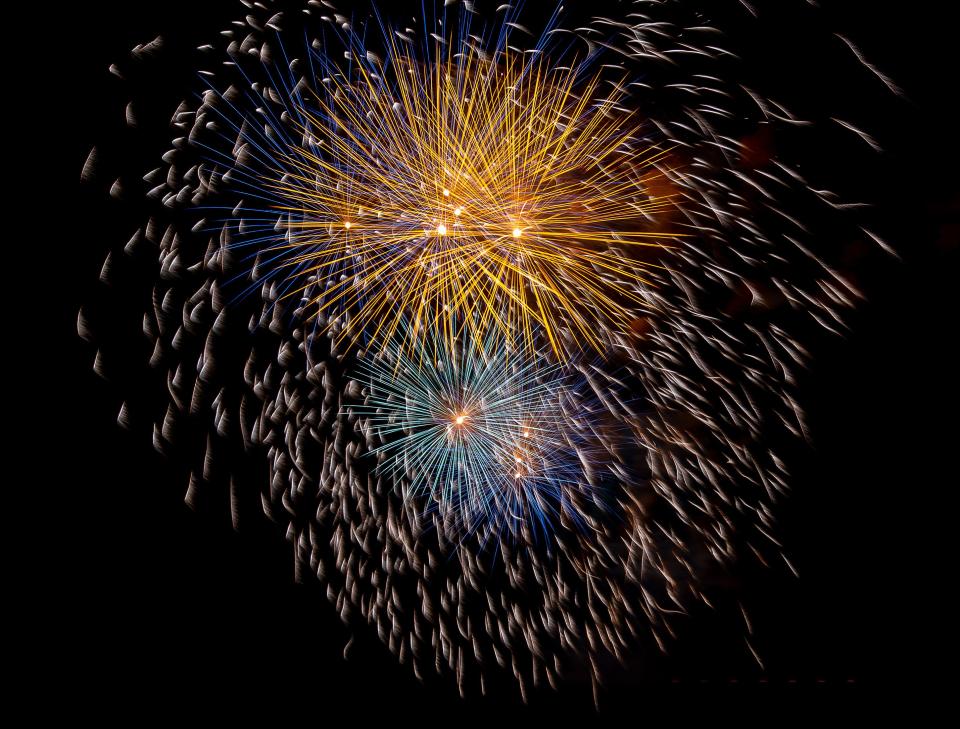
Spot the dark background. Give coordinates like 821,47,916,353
54,0,956,718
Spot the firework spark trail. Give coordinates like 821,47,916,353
81,0,897,703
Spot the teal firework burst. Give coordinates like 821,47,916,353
355,325,602,543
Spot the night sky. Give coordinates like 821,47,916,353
53,0,956,718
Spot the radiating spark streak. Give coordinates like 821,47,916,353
834,33,905,98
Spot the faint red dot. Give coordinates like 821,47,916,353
629,317,651,338
738,125,774,169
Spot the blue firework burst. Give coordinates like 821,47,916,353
355,322,604,543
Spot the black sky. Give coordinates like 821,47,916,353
50,0,957,719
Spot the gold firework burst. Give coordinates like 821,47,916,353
259,32,679,357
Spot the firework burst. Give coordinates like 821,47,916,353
203,8,677,357
354,321,609,542
80,0,898,704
